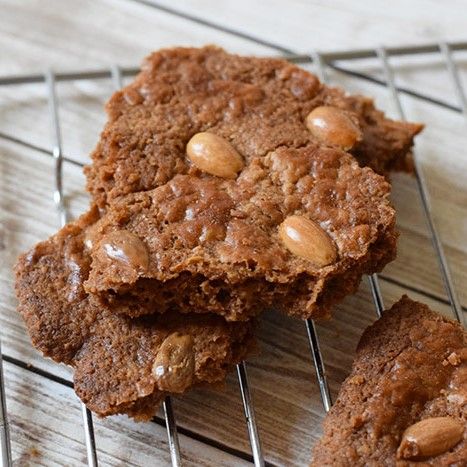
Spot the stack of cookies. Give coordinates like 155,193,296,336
15,47,465,463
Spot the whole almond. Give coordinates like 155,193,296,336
186,132,244,178
152,333,195,393
100,230,149,274
305,106,362,150
279,215,337,267
397,417,464,460
100,230,149,273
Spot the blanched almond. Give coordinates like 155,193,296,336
186,132,244,178
305,106,362,150
397,417,464,460
279,215,337,266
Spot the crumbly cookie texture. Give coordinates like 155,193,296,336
311,296,466,466
85,46,422,209
14,208,254,420
78,46,420,321
82,144,396,321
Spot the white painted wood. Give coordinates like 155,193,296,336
150,0,467,53
2,69,466,309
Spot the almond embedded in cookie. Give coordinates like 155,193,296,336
82,148,397,321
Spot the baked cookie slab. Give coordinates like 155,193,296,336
83,143,396,321
14,209,253,420
79,46,420,321
86,46,422,209
311,296,466,466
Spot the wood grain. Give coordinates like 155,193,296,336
148,0,467,53
1,1,466,465
4,362,248,467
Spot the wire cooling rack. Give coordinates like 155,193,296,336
1,41,466,466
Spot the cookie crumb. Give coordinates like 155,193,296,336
447,352,461,366
349,375,365,385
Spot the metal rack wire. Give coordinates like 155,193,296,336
1,41,465,466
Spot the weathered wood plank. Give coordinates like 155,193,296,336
1,136,461,465
4,362,248,466
149,0,467,55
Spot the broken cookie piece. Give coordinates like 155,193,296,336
82,142,397,321
77,46,422,322
311,296,466,466
14,208,254,420
85,46,422,209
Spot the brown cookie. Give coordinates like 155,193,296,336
82,142,397,321
312,296,466,466
85,46,422,209
15,208,254,420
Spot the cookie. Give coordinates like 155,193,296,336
14,208,254,420
82,143,396,321
311,296,466,466
85,46,422,209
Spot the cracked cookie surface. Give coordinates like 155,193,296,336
83,143,397,320
80,46,422,320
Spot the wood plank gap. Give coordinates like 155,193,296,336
0,131,84,167
2,353,73,388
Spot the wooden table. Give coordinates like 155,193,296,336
1,1,466,465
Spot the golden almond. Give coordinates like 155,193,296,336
305,106,362,150
100,230,149,273
279,215,337,267
186,132,244,178
397,417,464,460
152,333,195,393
